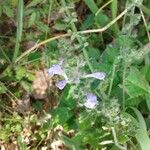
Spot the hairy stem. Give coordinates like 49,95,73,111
15,7,129,63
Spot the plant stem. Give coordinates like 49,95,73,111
15,7,129,63
140,8,150,41
45,0,53,39
122,62,128,111
95,0,113,16
62,0,94,72
111,127,127,150
108,60,117,97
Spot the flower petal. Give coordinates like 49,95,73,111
48,64,65,77
84,93,98,109
56,80,68,90
84,72,106,80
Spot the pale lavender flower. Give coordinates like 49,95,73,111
56,80,68,90
48,64,68,80
84,72,106,80
48,64,64,76
84,93,98,109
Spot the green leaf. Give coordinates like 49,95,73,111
84,0,98,14
3,5,13,17
60,85,77,109
84,0,109,26
87,47,101,60
52,107,73,125
26,0,42,8
28,51,42,61
62,135,84,150
95,13,109,26
28,12,36,27
145,95,150,112
131,107,147,130
16,67,26,80
36,21,50,33
21,81,31,92
17,136,27,150
125,67,150,98
53,20,67,30
125,97,142,107
81,14,94,30
0,83,7,94
101,45,119,63
33,101,42,111
135,129,150,150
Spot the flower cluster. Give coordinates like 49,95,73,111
48,64,106,109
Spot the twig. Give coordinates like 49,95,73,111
140,8,150,41
95,0,113,16
15,8,128,63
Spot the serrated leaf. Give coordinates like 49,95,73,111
101,45,119,63
28,12,36,27
125,67,150,98
36,21,50,33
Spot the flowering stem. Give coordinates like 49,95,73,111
61,0,94,72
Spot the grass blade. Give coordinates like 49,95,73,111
135,129,150,150
13,0,23,62
131,107,147,131
84,0,98,14
111,0,119,35
0,47,11,63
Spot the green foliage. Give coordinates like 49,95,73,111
1,0,150,149
125,67,150,98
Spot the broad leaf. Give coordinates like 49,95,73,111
125,67,150,98
135,129,150,150
131,107,147,130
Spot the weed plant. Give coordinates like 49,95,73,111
0,0,150,149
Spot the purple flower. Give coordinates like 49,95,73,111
48,64,68,80
84,93,98,109
56,80,68,90
84,72,106,80
48,64,65,77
